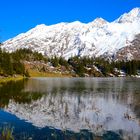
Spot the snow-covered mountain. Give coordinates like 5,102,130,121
1,8,140,60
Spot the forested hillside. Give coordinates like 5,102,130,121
0,47,140,77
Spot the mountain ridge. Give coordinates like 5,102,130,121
1,8,140,60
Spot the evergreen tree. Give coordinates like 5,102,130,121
51,56,59,67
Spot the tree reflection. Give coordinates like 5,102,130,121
0,80,42,108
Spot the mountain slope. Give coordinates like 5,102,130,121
115,34,140,61
1,8,140,60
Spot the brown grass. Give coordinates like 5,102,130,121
28,69,72,77
0,75,24,83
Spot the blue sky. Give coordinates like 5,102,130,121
0,0,140,41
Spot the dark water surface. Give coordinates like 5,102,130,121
0,77,140,140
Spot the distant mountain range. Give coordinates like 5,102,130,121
1,8,140,60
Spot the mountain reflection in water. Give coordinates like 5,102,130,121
0,77,140,140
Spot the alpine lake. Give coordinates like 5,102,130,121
0,77,140,140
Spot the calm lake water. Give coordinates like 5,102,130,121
0,77,140,140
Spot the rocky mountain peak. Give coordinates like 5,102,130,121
129,7,140,17
116,7,140,23
90,18,108,27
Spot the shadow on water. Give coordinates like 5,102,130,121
0,77,140,140
0,79,43,108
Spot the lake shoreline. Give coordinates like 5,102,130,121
0,73,140,83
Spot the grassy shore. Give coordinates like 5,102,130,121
28,69,73,77
0,75,24,83
0,70,73,83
